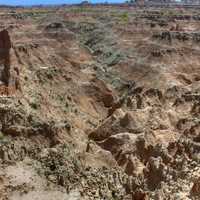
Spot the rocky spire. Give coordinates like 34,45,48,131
0,29,11,87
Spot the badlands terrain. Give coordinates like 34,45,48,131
0,4,200,200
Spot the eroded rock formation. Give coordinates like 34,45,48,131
0,29,11,86
0,5,200,200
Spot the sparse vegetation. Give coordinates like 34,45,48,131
0,4,199,200
120,12,129,23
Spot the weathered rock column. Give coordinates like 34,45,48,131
0,29,11,87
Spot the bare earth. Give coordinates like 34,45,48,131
0,5,199,200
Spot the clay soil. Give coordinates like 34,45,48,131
0,5,199,200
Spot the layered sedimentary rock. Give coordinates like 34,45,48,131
0,5,200,200
0,29,11,86
0,29,20,95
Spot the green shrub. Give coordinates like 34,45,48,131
120,12,129,23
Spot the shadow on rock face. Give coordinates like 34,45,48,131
0,29,21,95
0,29,11,86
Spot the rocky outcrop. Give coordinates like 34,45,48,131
0,29,11,86
0,29,21,95
153,31,200,42
191,177,200,197
89,82,200,198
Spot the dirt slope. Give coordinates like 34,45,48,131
0,5,199,200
